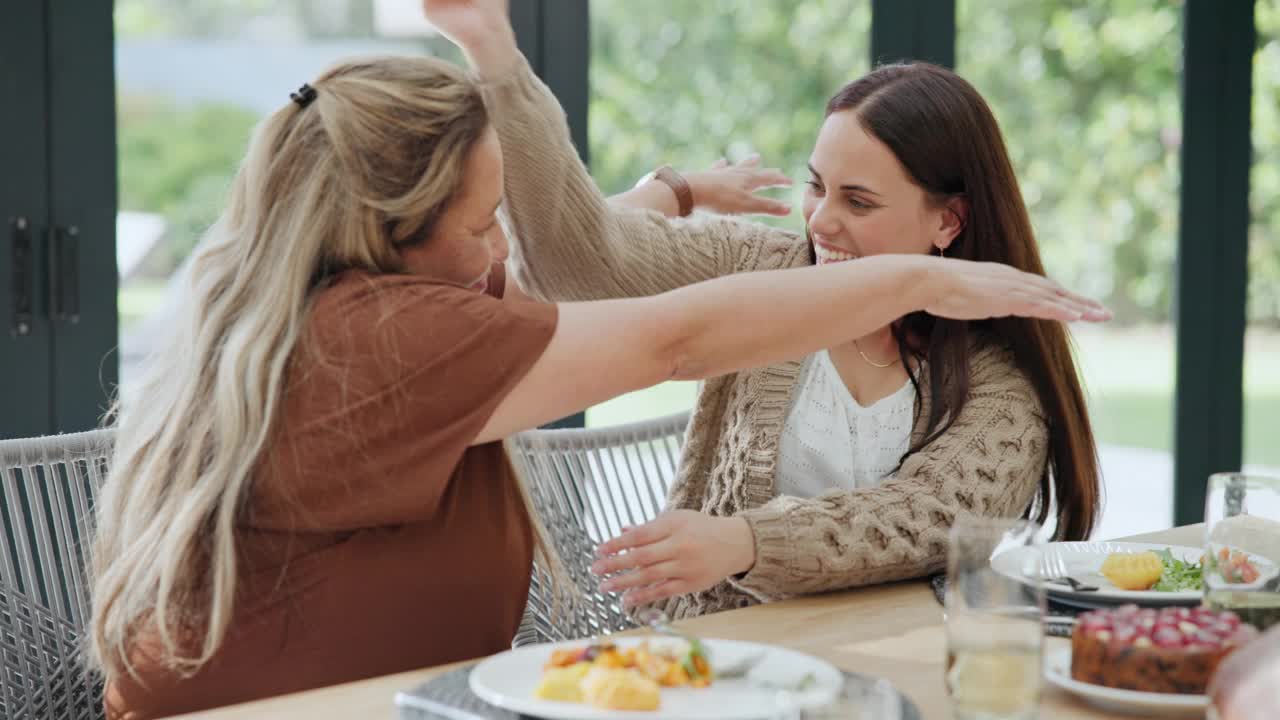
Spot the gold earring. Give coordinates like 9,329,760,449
937,245,945,258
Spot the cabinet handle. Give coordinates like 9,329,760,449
11,217,33,336
48,224,80,323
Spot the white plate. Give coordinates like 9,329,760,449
991,542,1205,607
1044,647,1208,717
468,637,843,720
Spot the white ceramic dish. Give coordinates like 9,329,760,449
468,637,844,720
1043,647,1208,717
992,541,1205,607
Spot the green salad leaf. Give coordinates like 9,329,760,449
1152,548,1203,592
681,636,710,679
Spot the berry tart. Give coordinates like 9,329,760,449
1071,604,1259,695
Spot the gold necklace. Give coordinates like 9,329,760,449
853,338,900,368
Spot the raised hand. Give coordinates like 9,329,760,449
685,155,793,217
421,0,517,75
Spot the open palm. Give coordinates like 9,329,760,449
421,0,509,49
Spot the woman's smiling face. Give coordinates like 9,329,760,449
802,110,965,265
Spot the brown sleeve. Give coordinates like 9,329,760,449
253,277,557,530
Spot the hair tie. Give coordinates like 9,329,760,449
290,83,318,108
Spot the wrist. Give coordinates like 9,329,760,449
464,25,520,79
682,170,708,209
725,516,757,575
638,165,695,217
878,255,938,315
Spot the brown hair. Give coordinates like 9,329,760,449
825,62,1101,541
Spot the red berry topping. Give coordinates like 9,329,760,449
1081,616,1109,633
1153,627,1184,648
1193,630,1221,647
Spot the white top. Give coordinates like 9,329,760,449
775,350,916,497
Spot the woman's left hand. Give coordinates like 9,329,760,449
421,0,518,76
686,155,793,216
591,510,756,608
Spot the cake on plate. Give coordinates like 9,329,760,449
1071,604,1258,695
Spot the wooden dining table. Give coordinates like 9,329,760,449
173,524,1205,720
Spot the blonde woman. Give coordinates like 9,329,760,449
432,3,1108,616
89,8,1106,720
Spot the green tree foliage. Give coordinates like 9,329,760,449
588,0,871,230
117,95,258,265
114,0,375,39
114,0,448,273
589,0,1277,325
115,0,1277,324
957,0,1182,323
1252,1,1280,324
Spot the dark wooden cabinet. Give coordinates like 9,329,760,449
0,1,117,439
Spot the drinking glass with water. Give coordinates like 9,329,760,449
1204,473,1280,631
944,517,1045,720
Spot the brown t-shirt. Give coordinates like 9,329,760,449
105,265,558,719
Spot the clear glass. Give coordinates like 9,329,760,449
944,518,1044,720
1203,473,1280,631
957,1,1182,539
585,0,870,427
1246,2,1280,474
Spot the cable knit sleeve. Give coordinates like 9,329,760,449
476,57,807,302
729,343,1049,600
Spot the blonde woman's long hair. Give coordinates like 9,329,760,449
89,55,549,680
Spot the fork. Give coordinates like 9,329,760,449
1040,552,1099,592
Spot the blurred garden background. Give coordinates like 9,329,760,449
114,0,1278,490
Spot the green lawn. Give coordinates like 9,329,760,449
587,326,1280,467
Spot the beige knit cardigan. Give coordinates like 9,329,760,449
480,59,1050,619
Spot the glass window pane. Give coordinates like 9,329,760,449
115,0,460,393
1247,1,1280,476
586,0,871,426
957,0,1182,538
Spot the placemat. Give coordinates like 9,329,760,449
395,663,923,720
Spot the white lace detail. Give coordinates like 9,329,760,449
775,351,916,497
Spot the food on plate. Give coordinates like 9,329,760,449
1071,604,1259,695
535,638,714,710
1212,547,1262,585
1152,548,1204,591
581,667,661,711
533,663,591,702
1095,547,1214,592
1100,551,1164,590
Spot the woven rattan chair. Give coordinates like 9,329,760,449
508,412,689,646
0,429,113,720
